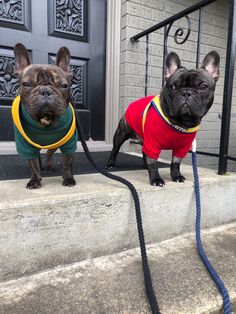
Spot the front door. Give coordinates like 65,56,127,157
0,0,106,141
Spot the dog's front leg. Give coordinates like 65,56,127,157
145,155,165,187
27,158,42,189
170,156,185,182
62,154,76,187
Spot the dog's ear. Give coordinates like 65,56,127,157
165,52,181,79
201,51,220,81
56,47,73,79
14,43,31,76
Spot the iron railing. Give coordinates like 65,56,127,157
130,0,236,175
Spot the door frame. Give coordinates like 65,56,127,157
105,0,121,144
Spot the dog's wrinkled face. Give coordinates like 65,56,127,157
160,51,220,128
14,43,73,125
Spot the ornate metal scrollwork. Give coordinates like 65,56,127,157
0,55,18,100
162,15,192,85
55,0,84,35
166,15,191,45
0,0,23,23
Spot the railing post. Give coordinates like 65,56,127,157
145,34,149,97
196,8,202,68
218,0,236,174
162,25,168,87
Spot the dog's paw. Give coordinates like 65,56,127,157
151,178,165,187
172,175,185,183
26,179,42,189
63,177,76,187
106,161,115,170
106,165,115,170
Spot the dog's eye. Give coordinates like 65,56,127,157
200,83,208,90
170,84,176,90
61,84,68,88
22,82,31,87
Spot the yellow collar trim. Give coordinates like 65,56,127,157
142,95,200,133
11,95,76,150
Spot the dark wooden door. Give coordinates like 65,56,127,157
0,0,106,141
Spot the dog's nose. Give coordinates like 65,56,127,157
39,87,52,98
182,89,192,98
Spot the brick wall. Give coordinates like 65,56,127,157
119,0,236,171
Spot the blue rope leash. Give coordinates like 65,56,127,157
191,141,231,314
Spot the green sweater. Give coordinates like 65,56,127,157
13,103,78,159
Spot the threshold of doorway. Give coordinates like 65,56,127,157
0,141,113,155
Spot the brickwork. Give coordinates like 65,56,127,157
119,0,236,171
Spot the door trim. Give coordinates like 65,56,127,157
105,0,121,144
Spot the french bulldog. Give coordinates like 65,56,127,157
107,51,220,186
13,43,77,189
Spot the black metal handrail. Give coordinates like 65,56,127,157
130,0,236,175
130,0,216,42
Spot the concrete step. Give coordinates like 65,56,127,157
0,223,235,314
1,164,236,281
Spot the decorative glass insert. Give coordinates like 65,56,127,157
70,64,83,105
49,0,87,41
0,0,31,31
0,52,18,101
55,0,84,36
0,0,23,23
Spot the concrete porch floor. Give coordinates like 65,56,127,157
1,163,236,282
1,161,236,313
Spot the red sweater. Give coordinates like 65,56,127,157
125,95,198,160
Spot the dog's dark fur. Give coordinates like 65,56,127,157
107,51,220,186
14,43,75,189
